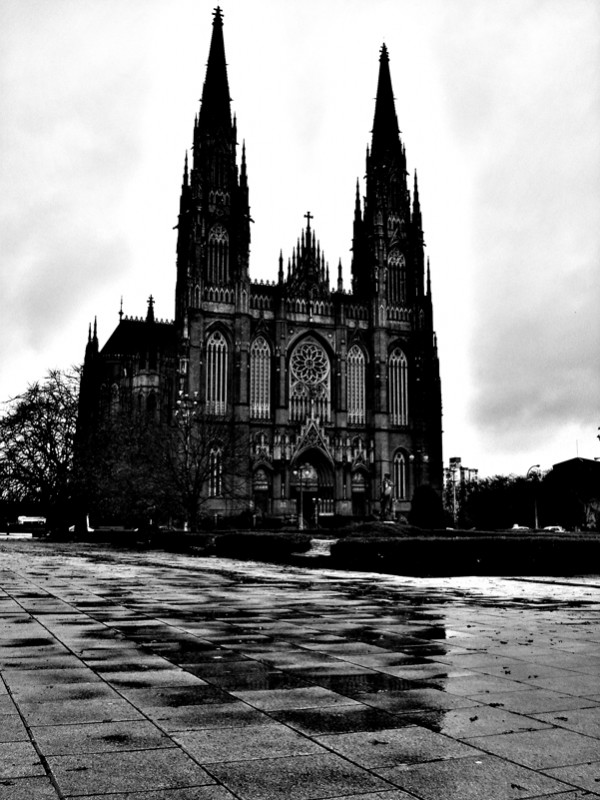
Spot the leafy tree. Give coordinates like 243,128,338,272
0,369,79,526
462,473,542,531
409,484,445,529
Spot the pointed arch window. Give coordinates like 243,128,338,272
393,451,407,500
250,337,271,419
208,224,229,284
289,337,331,422
388,250,407,304
347,345,365,425
208,446,222,497
205,330,228,415
110,383,120,415
389,347,408,425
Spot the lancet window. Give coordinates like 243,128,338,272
347,345,366,425
393,451,407,500
250,337,271,419
388,250,407,303
207,224,229,284
389,347,408,425
205,330,228,415
208,446,222,497
289,337,331,422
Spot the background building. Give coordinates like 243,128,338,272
78,8,443,525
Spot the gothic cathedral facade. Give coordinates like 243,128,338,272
79,8,443,524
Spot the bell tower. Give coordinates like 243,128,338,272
175,7,250,328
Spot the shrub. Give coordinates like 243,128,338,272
330,534,600,576
213,531,311,560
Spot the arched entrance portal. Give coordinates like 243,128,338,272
291,450,334,528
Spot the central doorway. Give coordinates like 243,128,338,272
292,452,334,528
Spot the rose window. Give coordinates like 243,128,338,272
289,339,331,421
290,341,329,385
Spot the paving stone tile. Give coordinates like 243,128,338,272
476,688,597,714
0,741,46,779
531,705,600,737
18,698,145,726
231,685,360,711
440,673,533,697
11,681,123,703
0,776,60,799
104,668,204,688
30,719,175,756
150,700,273,732
357,686,481,713
192,664,310,691
396,705,552,738
175,722,326,763
327,793,417,800
0,654,82,670
121,683,237,709
543,761,600,794
315,725,481,767
47,747,215,796
206,752,393,800
0,695,19,714
271,704,413,735
462,727,600,769
376,753,572,800
82,655,175,672
0,713,29,741
526,673,600,697
528,792,600,800
77,789,238,800
2,667,101,687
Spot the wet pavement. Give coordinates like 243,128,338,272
1,539,600,800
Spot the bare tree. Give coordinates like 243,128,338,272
165,394,250,530
77,394,250,531
0,369,79,525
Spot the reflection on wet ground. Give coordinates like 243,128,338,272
1,541,600,799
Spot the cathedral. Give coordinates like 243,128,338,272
78,8,443,525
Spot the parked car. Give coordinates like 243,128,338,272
543,525,566,532
511,524,530,531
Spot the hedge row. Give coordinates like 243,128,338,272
330,535,600,576
213,531,312,560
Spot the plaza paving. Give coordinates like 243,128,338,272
1,539,600,800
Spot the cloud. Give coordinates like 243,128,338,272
432,0,600,469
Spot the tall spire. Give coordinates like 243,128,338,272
412,171,423,236
371,44,401,159
198,7,232,134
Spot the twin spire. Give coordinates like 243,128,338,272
371,43,402,159
198,6,231,133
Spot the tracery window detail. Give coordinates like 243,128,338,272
208,446,222,497
205,330,228,415
289,338,330,422
393,452,407,500
388,250,407,303
347,345,365,425
389,347,408,425
207,224,229,284
250,337,271,419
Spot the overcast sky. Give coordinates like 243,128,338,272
1,0,599,477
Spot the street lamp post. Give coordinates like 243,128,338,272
526,464,540,529
293,466,309,531
452,465,459,528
